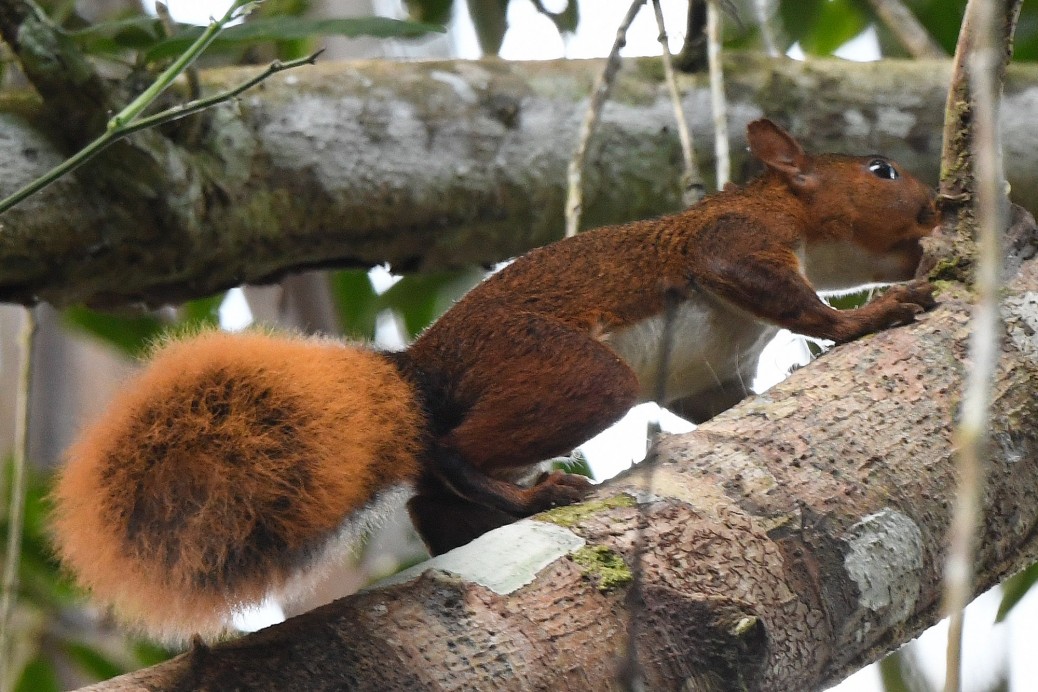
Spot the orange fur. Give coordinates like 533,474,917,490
51,331,422,642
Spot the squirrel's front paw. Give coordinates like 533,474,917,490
877,280,937,326
889,280,937,309
525,471,593,513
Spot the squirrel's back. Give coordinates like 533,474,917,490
51,330,423,642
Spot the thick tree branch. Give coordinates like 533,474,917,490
3,55,1038,308
0,51,323,214
72,253,1038,690
0,0,114,146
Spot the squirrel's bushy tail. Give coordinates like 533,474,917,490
51,330,423,643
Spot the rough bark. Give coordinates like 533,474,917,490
2,54,1038,308
71,253,1038,690
936,0,1024,280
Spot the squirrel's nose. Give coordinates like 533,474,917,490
917,190,940,226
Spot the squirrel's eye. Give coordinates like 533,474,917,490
868,159,899,180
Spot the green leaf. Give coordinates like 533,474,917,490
131,640,177,668
14,656,61,692
826,289,870,311
466,0,509,55
532,0,579,34
801,0,869,55
405,0,455,26
330,269,381,340
996,561,1038,622
779,0,826,46
144,16,445,62
780,0,870,56
62,293,224,357
0,463,78,607
380,268,483,338
65,14,166,48
552,450,593,479
257,0,315,17
179,293,224,328
62,307,165,358
63,642,124,682
908,0,967,55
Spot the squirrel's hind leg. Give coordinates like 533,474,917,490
408,310,639,552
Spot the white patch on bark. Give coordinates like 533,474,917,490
842,509,924,629
371,520,585,595
842,109,870,138
429,70,479,104
875,107,916,139
1003,87,1038,196
1004,291,1038,360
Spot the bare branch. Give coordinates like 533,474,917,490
651,0,703,206
754,0,780,57
706,1,730,187
941,2,1019,689
0,309,35,683
565,0,645,237
867,0,947,59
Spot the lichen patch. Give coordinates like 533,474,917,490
372,520,585,595
570,545,634,591
842,508,924,627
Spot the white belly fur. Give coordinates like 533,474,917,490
602,295,777,404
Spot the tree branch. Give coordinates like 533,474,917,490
0,50,323,214
2,55,1038,308
0,309,34,682
0,0,113,146
565,0,644,237
651,0,703,207
866,0,947,59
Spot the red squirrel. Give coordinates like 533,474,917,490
51,119,939,642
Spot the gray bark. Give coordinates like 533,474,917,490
2,54,1037,308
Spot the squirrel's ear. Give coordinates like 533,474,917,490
747,119,818,192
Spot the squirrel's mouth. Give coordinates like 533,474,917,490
917,191,941,228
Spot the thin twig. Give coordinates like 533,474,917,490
565,0,646,238
754,0,780,57
942,2,1009,691
867,0,947,58
0,0,253,214
651,0,703,206
0,309,36,689
155,1,202,100
706,1,730,188
123,51,324,137
110,0,254,129
0,50,322,215
618,290,678,692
